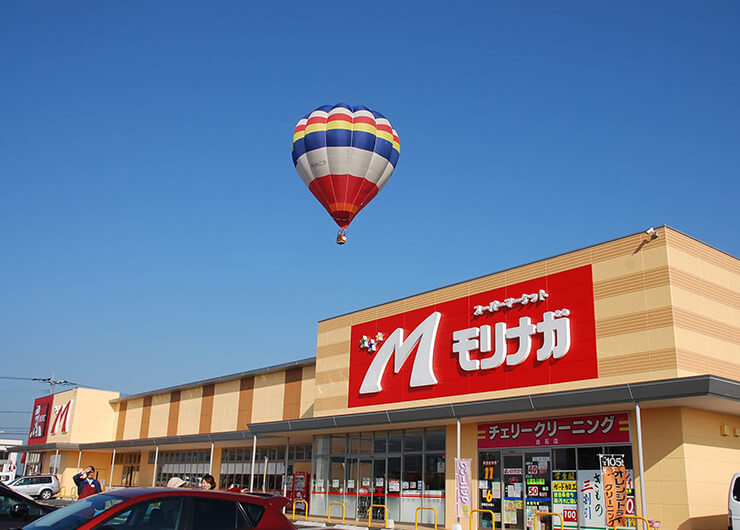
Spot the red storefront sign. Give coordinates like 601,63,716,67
477,413,631,448
28,395,54,445
348,265,598,407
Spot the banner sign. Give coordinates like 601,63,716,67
456,458,473,518
28,395,54,445
478,412,630,448
349,266,598,407
600,454,628,528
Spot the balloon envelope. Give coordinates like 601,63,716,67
292,104,400,229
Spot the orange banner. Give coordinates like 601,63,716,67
600,454,628,527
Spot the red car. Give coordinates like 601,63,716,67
22,487,295,530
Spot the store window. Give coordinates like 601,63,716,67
152,450,209,487
220,445,310,492
115,452,141,487
311,428,445,524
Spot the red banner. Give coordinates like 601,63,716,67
28,395,54,445
477,413,630,448
348,265,598,407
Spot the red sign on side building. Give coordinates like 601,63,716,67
28,395,54,445
348,265,598,407
477,413,631,448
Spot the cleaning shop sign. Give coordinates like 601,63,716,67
348,265,598,407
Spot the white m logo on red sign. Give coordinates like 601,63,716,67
50,400,73,435
359,312,441,394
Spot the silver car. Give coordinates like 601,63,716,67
7,475,60,500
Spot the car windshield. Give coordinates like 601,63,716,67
24,493,125,529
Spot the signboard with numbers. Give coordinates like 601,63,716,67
478,412,630,448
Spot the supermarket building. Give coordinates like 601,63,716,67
11,227,740,530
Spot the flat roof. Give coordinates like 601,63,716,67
110,357,316,404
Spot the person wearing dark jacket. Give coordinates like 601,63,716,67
73,466,102,499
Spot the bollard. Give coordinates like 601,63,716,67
292,499,308,521
414,506,438,530
368,504,388,528
534,511,564,530
328,502,346,524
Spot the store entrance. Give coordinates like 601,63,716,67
479,450,553,530
502,452,524,530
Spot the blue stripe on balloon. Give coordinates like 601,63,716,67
292,140,306,165
304,130,327,151
374,137,393,161
351,131,377,152
389,148,399,168
326,128,352,147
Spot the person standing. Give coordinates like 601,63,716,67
73,466,102,499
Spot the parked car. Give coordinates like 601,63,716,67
6,476,60,500
0,477,14,486
23,487,295,529
730,472,740,530
0,481,56,529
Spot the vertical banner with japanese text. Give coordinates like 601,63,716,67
456,458,472,518
599,454,628,528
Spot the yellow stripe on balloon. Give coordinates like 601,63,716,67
293,130,306,143
392,140,401,153
305,123,327,134
352,123,377,134
376,130,394,143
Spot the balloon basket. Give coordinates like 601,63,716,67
336,229,347,245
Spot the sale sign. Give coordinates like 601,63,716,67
600,454,628,528
348,266,597,407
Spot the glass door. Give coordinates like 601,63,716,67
524,452,551,530
502,452,524,530
479,450,502,528
371,458,386,524
357,458,372,521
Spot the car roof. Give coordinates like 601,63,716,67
0,481,54,511
103,487,279,505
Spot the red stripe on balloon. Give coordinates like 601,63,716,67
309,175,380,229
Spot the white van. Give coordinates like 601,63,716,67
730,473,740,530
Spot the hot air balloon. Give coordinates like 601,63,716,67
292,104,400,244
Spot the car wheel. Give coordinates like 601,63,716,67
40,489,53,500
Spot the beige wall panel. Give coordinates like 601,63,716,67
148,393,170,438
434,283,468,305
674,328,738,364
123,398,144,440
671,285,739,324
176,387,203,436
318,313,355,333
317,327,351,348
211,379,240,432
504,261,548,285
595,307,674,338
594,285,673,319
403,291,437,311
591,243,666,282
674,308,740,347
466,272,507,292
374,300,406,319
316,341,350,359
593,267,670,300
251,371,286,423
666,228,740,275
670,268,740,311
315,367,349,385
300,364,316,418
545,248,591,274
681,408,740,527
667,246,737,290
676,348,740,380
596,327,676,359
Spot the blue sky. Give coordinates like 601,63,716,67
1,1,738,440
